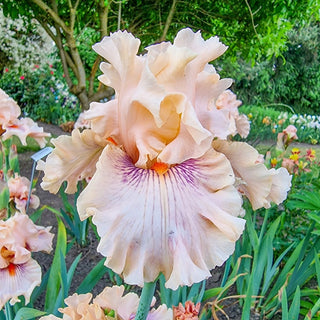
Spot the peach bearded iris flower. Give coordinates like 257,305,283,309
0,88,50,147
0,212,54,309
8,174,40,213
39,285,172,320
39,28,291,290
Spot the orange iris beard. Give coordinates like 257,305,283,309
150,162,169,175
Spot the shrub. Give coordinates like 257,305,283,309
219,23,320,115
0,65,80,124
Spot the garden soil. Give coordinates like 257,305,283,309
18,122,313,319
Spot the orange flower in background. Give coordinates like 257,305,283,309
291,147,300,154
173,301,200,320
39,29,291,290
262,116,271,125
0,213,53,309
306,148,316,162
270,158,278,168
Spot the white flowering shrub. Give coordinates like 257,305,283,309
0,7,56,70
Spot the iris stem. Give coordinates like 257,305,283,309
135,280,157,320
5,302,13,320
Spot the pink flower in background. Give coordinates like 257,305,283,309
0,89,21,129
19,76,25,80
281,158,295,174
39,29,291,290
213,89,250,138
283,125,298,140
4,68,9,73
3,117,51,148
0,213,53,309
276,124,298,151
8,174,40,213
74,112,91,130
0,88,50,147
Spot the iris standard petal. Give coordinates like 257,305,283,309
77,145,245,289
93,30,142,93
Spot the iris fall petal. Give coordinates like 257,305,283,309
77,145,245,289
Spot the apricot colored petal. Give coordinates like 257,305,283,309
60,293,105,320
195,71,235,138
267,168,292,205
173,29,228,98
235,114,250,138
129,92,212,167
157,95,212,164
94,285,139,320
39,129,107,194
93,30,142,93
213,140,279,210
147,304,173,320
174,28,228,69
77,145,245,289
0,259,41,309
84,100,119,141
146,43,197,92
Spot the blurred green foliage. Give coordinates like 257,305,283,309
221,23,320,115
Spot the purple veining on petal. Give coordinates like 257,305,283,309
117,153,202,189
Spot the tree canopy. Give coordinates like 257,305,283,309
1,0,319,109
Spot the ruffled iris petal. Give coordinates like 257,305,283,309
93,30,142,93
93,285,139,320
267,168,292,205
213,140,291,209
39,129,107,194
77,145,245,289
